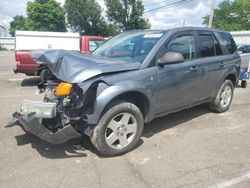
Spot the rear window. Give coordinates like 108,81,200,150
89,40,104,52
218,32,237,54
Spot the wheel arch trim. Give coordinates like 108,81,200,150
86,82,154,125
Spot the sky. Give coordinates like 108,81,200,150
0,0,221,30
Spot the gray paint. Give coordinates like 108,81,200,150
32,50,141,83
32,27,241,126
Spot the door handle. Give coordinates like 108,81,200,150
190,66,198,72
219,62,224,67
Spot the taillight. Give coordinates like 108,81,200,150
15,53,20,62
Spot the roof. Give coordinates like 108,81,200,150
15,30,79,38
124,27,228,34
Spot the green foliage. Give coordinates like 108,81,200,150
203,0,250,31
64,0,119,36
26,0,66,31
99,23,120,37
9,16,28,36
9,0,66,36
104,0,150,30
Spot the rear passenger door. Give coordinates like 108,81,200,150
196,31,227,98
155,31,205,114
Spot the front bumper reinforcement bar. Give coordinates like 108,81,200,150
13,100,81,144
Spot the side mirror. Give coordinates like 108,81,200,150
238,51,243,54
156,52,184,66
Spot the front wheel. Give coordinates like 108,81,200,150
209,80,234,113
90,101,144,156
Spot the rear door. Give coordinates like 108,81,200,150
155,31,205,114
197,31,239,97
194,31,226,98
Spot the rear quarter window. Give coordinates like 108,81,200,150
218,32,237,54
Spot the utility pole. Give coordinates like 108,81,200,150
208,0,215,28
183,19,186,27
123,0,128,29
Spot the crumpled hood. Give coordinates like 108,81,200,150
32,50,141,83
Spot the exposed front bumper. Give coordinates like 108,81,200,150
16,100,81,144
20,99,57,118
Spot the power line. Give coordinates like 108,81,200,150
144,0,191,12
144,0,192,13
144,0,170,8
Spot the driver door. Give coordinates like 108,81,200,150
155,31,204,115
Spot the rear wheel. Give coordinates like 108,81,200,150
90,101,144,156
209,80,234,113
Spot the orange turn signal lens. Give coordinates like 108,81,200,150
55,83,72,96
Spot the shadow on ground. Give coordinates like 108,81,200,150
21,77,40,87
143,104,211,138
11,104,210,159
15,133,90,158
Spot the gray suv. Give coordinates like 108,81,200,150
15,27,240,156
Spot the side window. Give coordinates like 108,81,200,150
159,34,196,60
199,34,214,57
218,32,237,54
89,40,98,52
198,33,223,58
89,40,104,52
215,36,223,56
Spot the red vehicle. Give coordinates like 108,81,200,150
80,36,106,54
14,31,105,75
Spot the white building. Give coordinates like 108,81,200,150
230,31,250,45
0,37,15,50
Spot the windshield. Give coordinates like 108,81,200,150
92,31,165,63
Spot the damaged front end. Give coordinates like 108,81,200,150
12,49,140,145
14,81,97,144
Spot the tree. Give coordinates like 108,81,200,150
9,0,66,36
26,0,66,31
104,0,150,30
64,0,119,36
9,16,28,36
98,23,120,37
203,0,250,31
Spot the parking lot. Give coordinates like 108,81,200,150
0,51,250,188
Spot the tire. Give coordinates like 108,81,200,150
241,80,247,88
209,80,234,113
40,69,48,82
90,101,144,156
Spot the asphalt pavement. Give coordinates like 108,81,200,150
0,51,250,188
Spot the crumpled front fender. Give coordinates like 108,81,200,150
84,80,155,125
